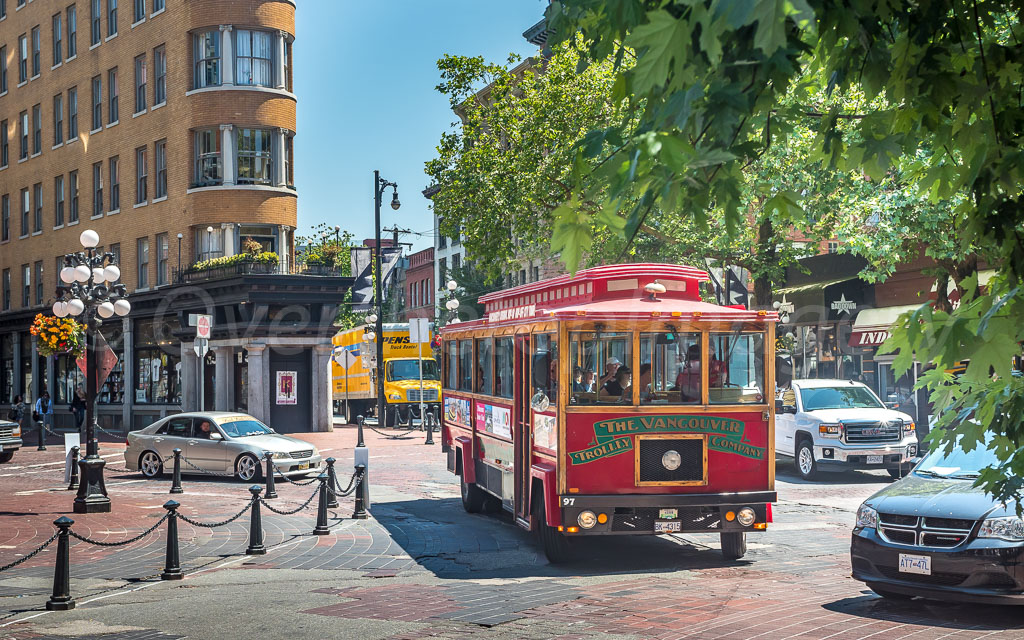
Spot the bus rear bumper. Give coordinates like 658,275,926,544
558,492,775,536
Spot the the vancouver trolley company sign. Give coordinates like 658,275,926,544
568,415,766,465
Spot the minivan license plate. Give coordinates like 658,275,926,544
654,520,681,533
867,455,883,464
898,553,931,575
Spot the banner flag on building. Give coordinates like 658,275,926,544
350,246,404,312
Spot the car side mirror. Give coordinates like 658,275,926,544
780,404,797,415
209,432,223,441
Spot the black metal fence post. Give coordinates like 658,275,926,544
313,473,330,535
424,408,435,445
352,464,368,519
45,516,75,610
246,485,266,555
66,446,80,491
169,448,183,494
161,501,183,580
325,457,338,509
264,452,278,499
36,420,46,451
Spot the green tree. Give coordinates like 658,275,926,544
295,224,363,329
545,1,1024,503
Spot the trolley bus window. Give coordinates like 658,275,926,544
444,340,457,390
495,337,514,399
531,334,558,406
709,330,766,404
639,332,701,404
475,338,493,395
569,332,631,405
458,339,473,392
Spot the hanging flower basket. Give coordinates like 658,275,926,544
30,314,86,358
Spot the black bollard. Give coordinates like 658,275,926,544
169,448,183,494
46,516,75,610
264,452,278,499
161,501,183,580
313,473,330,535
325,457,338,509
424,409,435,445
36,420,46,451
246,485,267,555
66,446,80,491
352,464,368,520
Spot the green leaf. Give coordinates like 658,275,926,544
550,200,593,274
624,10,691,94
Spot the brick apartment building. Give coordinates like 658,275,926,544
402,247,433,321
0,0,350,434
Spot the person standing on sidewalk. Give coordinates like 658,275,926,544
34,391,54,439
70,387,87,436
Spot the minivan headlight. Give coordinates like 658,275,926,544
856,503,878,529
979,517,1024,541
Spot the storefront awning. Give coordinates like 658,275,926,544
848,304,922,347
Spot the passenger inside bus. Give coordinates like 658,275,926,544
675,343,702,403
601,366,631,402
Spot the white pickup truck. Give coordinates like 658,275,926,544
0,418,23,463
776,379,918,480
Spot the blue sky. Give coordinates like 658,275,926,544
294,1,546,252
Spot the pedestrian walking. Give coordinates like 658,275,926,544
70,387,87,436
35,391,54,434
11,395,31,439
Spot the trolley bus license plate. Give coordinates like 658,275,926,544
655,520,681,533
659,509,678,519
898,553,931,575
297,462,309,470
867,455,883,464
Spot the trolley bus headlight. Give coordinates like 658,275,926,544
578,511,598,529
662,450,682,471
736,507,756,527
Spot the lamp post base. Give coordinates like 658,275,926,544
73,456,111,513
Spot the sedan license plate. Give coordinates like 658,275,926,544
898,553,931,575
867,455,884,464
654,520,681,533
659,508,678,519
297,462,309,470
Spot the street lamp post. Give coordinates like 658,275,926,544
372,170,400,427
54,229,131,514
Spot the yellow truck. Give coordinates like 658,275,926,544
332,323,441,425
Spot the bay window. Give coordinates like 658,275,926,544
194,128,220,186
236,128,271,185
193,31,220,88
235,29,272,87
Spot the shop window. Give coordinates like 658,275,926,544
457,339,472,392
495,337,513,399
134,317,180,404
569,331,629,405
475,338,492,395
639,331,702,404
709,329,765,404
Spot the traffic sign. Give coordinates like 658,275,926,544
194,338,209,358
334,348,357,369
409,317,430,344
189,313,213,339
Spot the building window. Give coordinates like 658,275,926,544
69,170,78,223
235,30,272,87
283,39,292,92
68,87,78,139
19,110,27,160
1,194,8,242
193,31,220,88
137,236,149,289
194,128,221,186
453,253,461,272
133,0,144,23
153,45,165,104
91,75,102,130
827,241,839,254
236,128,271,185
53,94,64,145
32,183,42,233
67,5,77,58
133,318,181,404
154,139,166,198
19,189,28,237
54,175,64,226
153,0,163,11
1,45,6,94
0,120,6,167
21,265,30,308
34,261,43,305
91,0,101,46
134,53,146,113
285,135,294,186
156,233,168,285
31,26,40,77
1,269,9,311
53,13,63,66
18,34,27,83
107,67,118,122
109,156,119,211
0,1,5,19
107,0,117,37
31,104,41,154
92,162,103,217
135,146,147,203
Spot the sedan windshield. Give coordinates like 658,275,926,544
218,419,274,438
916,434,1001,478
387,359,440,382
801,386,884,411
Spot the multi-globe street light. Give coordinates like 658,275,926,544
54,229,131,513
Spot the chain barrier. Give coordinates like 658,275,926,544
67,513,170,547
260,485,320,515
177,500,254,529
272,466,325,486
363,418,419,439
329,468,362,499
0,533,59,573
179,454,239,478
104,453,173,475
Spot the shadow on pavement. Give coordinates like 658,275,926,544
824,591,1024,631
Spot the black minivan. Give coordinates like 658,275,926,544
851,433,1024,603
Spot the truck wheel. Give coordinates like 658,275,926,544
795,439,817,480
0,450,14,463
721,531,747,560
534,498,572,563
460,467,486,513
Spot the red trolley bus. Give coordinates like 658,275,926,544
440,264,777,562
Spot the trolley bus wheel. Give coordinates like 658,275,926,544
460,467,486,513
534,499,572,563
720,532,747,560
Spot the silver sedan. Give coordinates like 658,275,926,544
124,412,322,482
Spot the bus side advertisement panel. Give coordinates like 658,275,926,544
563,411,770,494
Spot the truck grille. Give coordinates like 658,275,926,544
843,421,902,444
0,425,13,438
611,507,719,532
636,437,704,484
407,389,439,402
289,450,314,459
878,513,974,548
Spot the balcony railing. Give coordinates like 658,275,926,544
172,258,345,284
